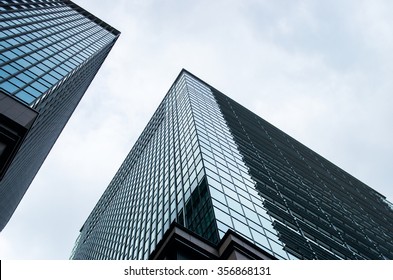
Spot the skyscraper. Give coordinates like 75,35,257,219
0,0,119,231
71,69,393,260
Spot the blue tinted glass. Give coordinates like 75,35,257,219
0,41,11,50
43,60,55,68
8,77,24,87
36,63,50,72
2,64,18,75
42,73,57,85
25,56,38,64
0,31,7,39
0,69,8,79
25,70,38,79
31,81,49,92
16,73,33,84
31,53,43,61
3,50,17,60
0,80,20,93
29,65,45,76
24,85,43,98
54,66,67,76
5,38,19,46
20,35,30,41
15,91,35,104
50,71,62,80
15,58,30,68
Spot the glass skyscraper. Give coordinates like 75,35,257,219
71,69,393,260
0,0,119,231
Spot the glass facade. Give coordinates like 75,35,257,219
0,0,119,231
212,89,393,260
71,72,215,259
71,69,393,260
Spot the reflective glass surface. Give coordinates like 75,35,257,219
0,0,119,231
213,88,393,260
0,0,117,106
72,73,216,260
72,70,393,260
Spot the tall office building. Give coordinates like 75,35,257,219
71,70,393,260
0,0,119,231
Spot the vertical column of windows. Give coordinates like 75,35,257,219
185,78,291,259
171,76,213,242
141,135,156,258
166,98,177,227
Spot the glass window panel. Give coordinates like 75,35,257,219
209,186,226,202
238,195,254,209
8,78,24,89
42,73,57,85
3,50,17,60
24,85,43,97
243,206,259,224
15,91,35,104
15,58,31,68
16,73,33,84
0,81,18,93
269,239,287,258
0,69,8,79
31,81,49,93
232,218,252,239
229,208,246,223
12,48,24,57
29,65,45,76
222,186,237,200
3,64,19,75
250,228,271,250
213,207,233,227
25,70,38,79
227,196,243,214
208,177,223,192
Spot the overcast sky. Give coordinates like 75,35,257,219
1,0,392,259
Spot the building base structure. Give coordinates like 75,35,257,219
149,222,276,260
